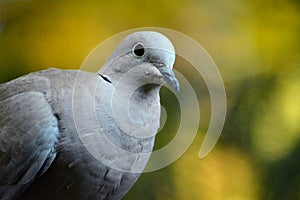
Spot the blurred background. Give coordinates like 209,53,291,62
0,0,299,199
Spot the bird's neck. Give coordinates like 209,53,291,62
91,81,161,172
133,84,161,100
104,82,161,143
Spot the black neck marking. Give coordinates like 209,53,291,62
98,74,112,84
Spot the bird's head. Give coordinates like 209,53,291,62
100,31,179,92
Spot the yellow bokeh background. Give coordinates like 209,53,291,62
0,0,299,199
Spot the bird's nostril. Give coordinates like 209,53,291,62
153,63,166,68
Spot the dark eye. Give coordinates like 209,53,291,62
132,43,145,57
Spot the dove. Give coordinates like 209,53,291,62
0,31,179,200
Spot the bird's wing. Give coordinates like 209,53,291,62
0,75,59,200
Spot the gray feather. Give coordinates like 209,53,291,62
0,31,179,200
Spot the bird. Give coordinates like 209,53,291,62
0,31,179,200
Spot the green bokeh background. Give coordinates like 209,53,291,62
0,0,299,199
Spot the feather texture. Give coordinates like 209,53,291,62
0,31,178,200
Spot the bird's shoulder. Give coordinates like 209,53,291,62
0,68,79,199
0,91,59,199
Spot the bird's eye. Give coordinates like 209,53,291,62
132,43,145,57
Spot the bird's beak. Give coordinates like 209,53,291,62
157,65,180,92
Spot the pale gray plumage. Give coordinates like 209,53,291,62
0,31,179,200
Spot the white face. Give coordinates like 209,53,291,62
128,32,176,68
113,31,175,67
102,31,179,91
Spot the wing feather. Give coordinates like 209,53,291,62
0,76,59,200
